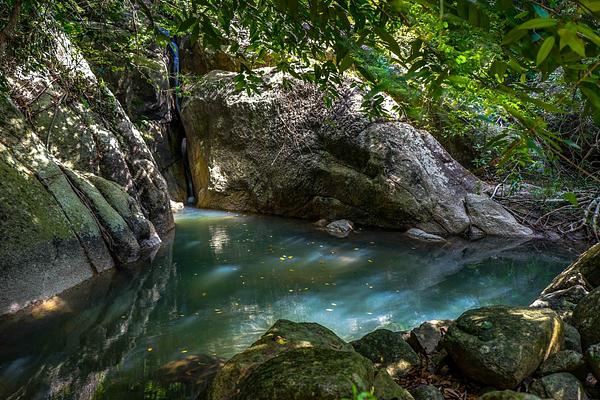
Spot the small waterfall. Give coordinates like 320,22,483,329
161,28,195,204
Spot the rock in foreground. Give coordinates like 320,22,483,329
235,348,413,400
351,329,420,378
530,372,589,400
444,306,563,389
209,320,352,400
572,286,600,349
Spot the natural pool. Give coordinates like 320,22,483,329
0,208,580,399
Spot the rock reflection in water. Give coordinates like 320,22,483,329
0,208,578,399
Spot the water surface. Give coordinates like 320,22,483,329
0,208,578,399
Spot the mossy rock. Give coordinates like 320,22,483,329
209,319,353,400
351,329,419,377
410,384,444,400
530,372,589,400
445,306,563,389
234,348,412,400
572,286,600,349
539,350,587,381
585,343,600,380
63,169,140,263
478,391,542,400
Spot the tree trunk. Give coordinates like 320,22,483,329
0,0,23,57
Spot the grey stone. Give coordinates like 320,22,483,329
351,329,420,378
181,69,532,237
410,384,444,400
405,228,446,242
325,219,354,238
478,391,542,400
408,320,451,355
445,306,563,389
539,350,587,380
530,372,589,400
585,343,600,380
572,286,600,349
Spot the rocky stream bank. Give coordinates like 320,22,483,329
156,242,600,400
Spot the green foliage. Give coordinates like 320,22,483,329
2,0,600,182
341,385,378,400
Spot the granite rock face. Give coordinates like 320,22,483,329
0,31,173,314
181,69,533,237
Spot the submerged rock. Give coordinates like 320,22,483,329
351,329,420,377
530,372,589,400
181,69,532,237
572,286,600,348
444,306,563,389
405,228,446,242
325,219,354,238
158,354,224,399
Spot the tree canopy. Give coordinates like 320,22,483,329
2,0,600,181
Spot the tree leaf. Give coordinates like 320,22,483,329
374,27,402,58
558,28,586,57
563,192,579,207
536,36,555,65
517,18,557,30
502,27,528,45
178,16,197,32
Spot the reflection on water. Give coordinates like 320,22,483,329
0,208,579,399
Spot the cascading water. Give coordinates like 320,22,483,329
161,28,195,204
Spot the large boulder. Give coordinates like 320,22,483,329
351,329,420,378
180,69,532,237
444,306,563,389
542,243,600,295
234,348,413,400
208,319,353,400
0,30,173,314
572,286,600,349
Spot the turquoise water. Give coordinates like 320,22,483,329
0,208,578,399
